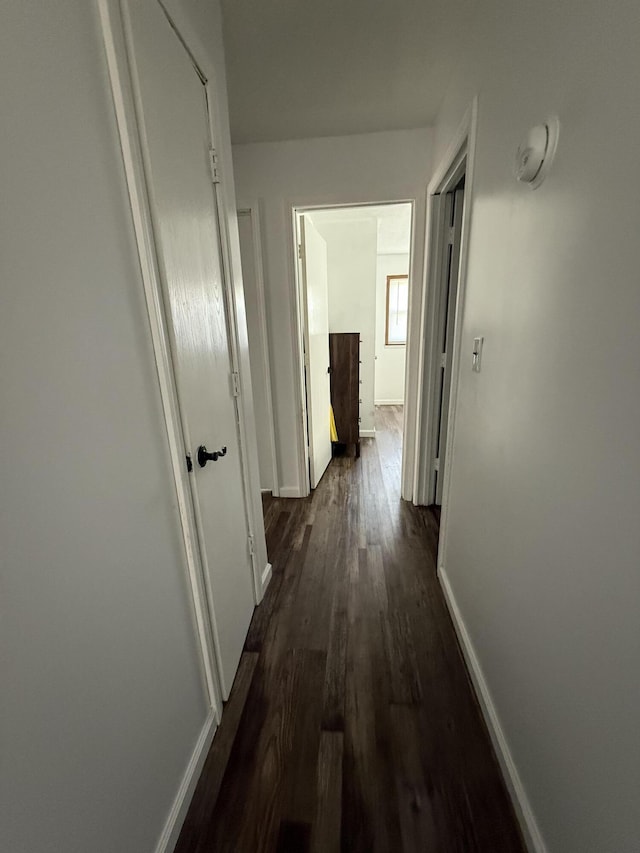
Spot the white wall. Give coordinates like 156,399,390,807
375,253,409,404
0,2,247,851
312,216,378,435
433,0,640,850
233,128,433,496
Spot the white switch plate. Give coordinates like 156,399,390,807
472,336,484,372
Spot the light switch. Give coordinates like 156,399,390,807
472,336,484,372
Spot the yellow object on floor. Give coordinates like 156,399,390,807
330,405,338,442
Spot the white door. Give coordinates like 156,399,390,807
123,0,255,697
299,215,332,488
435,186,465,504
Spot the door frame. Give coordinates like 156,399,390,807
288,199,416,497
237,205,280,496
430,183,466,506
98,0,266,714
297,214,333,489
412,98,478,561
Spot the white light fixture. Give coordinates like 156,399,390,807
514,117,560,189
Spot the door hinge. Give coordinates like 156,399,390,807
231,371,240,397
440,352,447,369
434,457,440,472
208,147,221,184
248,534,256,558
447,226,455,245
186,453,193,473
298,243,303,261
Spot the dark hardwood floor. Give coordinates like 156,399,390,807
175,405,525,853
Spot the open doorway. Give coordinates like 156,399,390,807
293,202,413,493
429,178,465,509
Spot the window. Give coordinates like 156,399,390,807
385,274,409,346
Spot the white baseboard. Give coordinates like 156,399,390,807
360,429,376,438
375,399,404,405
155,710,217,853
261,487,281,498
261,562,272,597
278,486,303,498
438,567,547,853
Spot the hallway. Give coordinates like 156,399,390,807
176,407,524,853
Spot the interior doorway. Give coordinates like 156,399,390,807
293,202,414,492
411,100,477,583
430,179,465,507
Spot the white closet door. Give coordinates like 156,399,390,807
123,0,254,696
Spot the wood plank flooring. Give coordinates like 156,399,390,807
175,405,525,853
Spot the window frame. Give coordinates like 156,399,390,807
385,274,409,347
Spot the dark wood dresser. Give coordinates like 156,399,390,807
329,332,360,458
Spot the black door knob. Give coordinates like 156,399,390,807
197,445,227,467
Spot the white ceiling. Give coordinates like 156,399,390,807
309,203,412,254
220,0,475,144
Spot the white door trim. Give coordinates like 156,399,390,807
413,97,479,517
288,206,312,496
237,205,280,497
287,198,417,498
